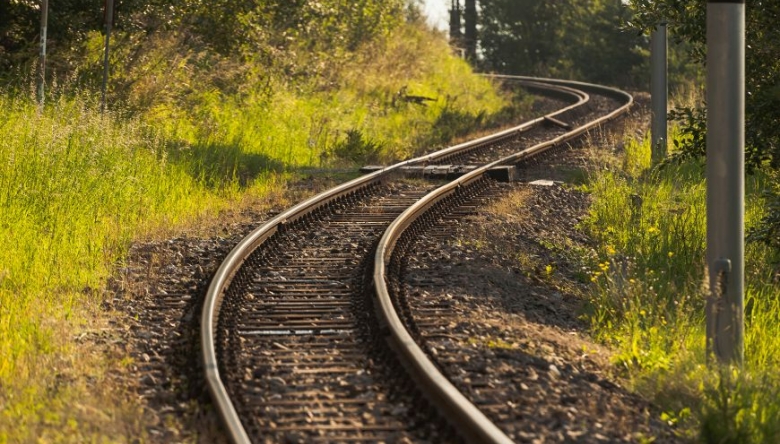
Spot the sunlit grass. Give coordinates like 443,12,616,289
583,130,780,442
0,21,521,440
126,24,512,172
0,93,234,441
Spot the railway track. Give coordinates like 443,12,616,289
202,77,632,443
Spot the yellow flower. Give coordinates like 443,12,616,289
668,251,675,258
648,226,660,234
606,245,616,255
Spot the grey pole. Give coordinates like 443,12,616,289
463,0,477,62
705,0,745,366
38,0,48,106
650,23,667,163
101,0,114,113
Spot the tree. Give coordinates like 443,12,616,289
477,0,645,86
1,0,43,72
627,0,780,169
478,0,566,75
0,0,406,86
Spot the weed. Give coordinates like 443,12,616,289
0,20,519,440
332,129,385,165
583,119,780,442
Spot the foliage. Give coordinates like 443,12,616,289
427,106,485,145
627,0,780,170
747,170,780,252
584,127,780,442
1,0,406,90
332,129,385,165
0,0,38,71
660,106,707,165
477,0,647,87
0,9,524,437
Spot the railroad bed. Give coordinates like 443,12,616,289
202,77,633,443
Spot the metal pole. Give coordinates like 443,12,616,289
705,0,745,366
650,23,667,163
38,0,48,106
101,0,114,113
463,0,477,62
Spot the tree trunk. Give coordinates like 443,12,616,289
464,0,477,61
449,0,462,43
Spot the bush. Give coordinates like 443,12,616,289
747,171,780,253
332,129,385,165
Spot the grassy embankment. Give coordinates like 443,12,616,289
582,111,780,442
0,22,525,441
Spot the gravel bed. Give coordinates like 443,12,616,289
402,176,680,442
398,97,680,443
98,177,338,442
94,94,675,443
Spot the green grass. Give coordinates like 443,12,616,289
103,23,512,170
0,93,230,441
0,22,524,441
582,132,780,442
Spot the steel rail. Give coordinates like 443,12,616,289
200,78,609,443
372,76,632,443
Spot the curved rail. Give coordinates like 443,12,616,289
200,77,627,443
372,76,632,443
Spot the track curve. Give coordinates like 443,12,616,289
202,77,632,443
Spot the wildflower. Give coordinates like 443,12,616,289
647,226,660,235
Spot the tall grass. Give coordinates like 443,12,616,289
583,132,780,442
0,21,520,440
143,24,511,169
0,92,232,441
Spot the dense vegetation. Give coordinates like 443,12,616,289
626,0,780,250
446,0,700,90
583,127,780,443
0,1,526,440
478,0,645,86
578,2,780,441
